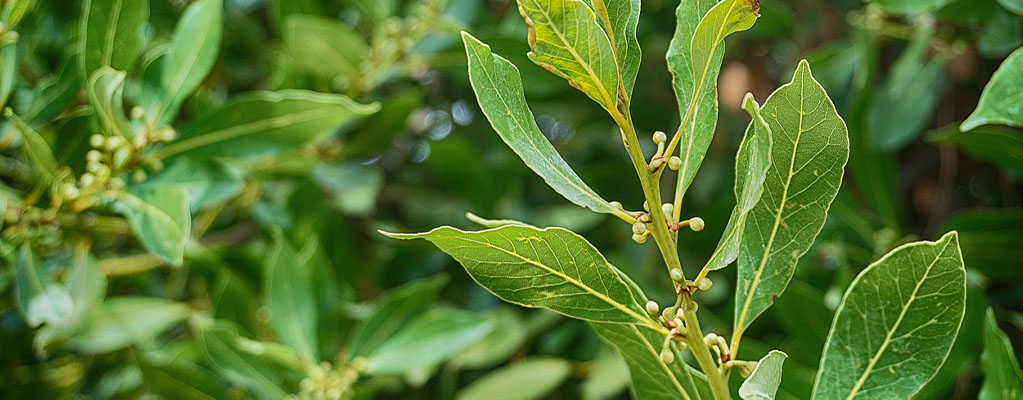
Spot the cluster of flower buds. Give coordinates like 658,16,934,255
648,131,682,172
72,117,175,194
705,332,731,365
298,358,365,400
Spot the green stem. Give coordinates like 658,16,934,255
681,295,731,400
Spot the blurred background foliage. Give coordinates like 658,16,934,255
0,0,1020,398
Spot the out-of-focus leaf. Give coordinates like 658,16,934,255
734,60,848,334
456,358,572,400
210,271,258,333
196,322,288,399
4,109,57,183
364,308,491,375
269,0,320,32
86,67,135,140
998,0,1023,15
978,10,1023,58
156,90,379,159
980,308,1023,400
79,0,148,77
962,47,1023,131
450,308,529,370
385,225,651,324
1,0,38,28
517,0,619,112
156,0,222,125
138,356,227,400
142,158,243,211
0,43,17,111
461,33,625,219
705,93,772,271
349,274,448,357
873,0,955,15
739,350,787,400
941,208,1023,279
591,322,712,400
580,348,629,400
113,184,191,266
927,124,1023,178
585,0,640,98
349,0,395,24
15,245,73,329
668,0,759,208
69,297,190,353
263,229,318,362
23,58,80,123
867,28,946,150
283,15,368,87
339,89,420,158
310,162,383,216
811,232,965,399
34,249,108,352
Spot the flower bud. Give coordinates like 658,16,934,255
697,277,713,291
62,184,80,200
609,201,623,210
661,203,674,217
133,132,149,148
704,333,718,345
659,348,675,364
631,233,648,244
157,127,178,142
661,306,678,320
80,173,96,187
668,156,682,170
130,106,145,120
86,150,103,163
670,268,683,282
653,131,667,144
717,336,729,352
90,134,106,148
632,221,647,235
110,177,126,189
672,318,683,328
645,301,660,317
689,217,705,232
675,307,686,320
132,169,147,183
642,201,650,212
638,213,651,223
105,135,125,151
149,158,164,172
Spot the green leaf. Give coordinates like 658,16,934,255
263,229,318,362
456,358,573,400
866,28,946,150
138,356,227,400
384,225,652,324
113,184,191,266
734,60,849,334
962,46,1023,131
156,90,379,159
999,0,1023,15
873,0,955,15
516,0,620,112
461,32,624,219
349,274,448,357
283,15,368,86
585,0,641,98
364,308,491,375
0,43,17,111
927,124,1023,179
34,249,108,352
79,0,148,77
980,309,1023,400
668,0,759,206
811,232,966,400
69,296,190,353
450,307,529,370
310,162,383,216
156,0,222,125
580,348,630,400
269,0,320,32
86,67,135,140
23,58,80,123
349,0,395,24
1,0,39,28
705,93,772,271
740,350,787,400
196,322,288,399
15,245,73,329
4,109,57,184
142,158,243,211
591,322,712,400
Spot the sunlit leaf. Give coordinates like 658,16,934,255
585,0,641,98
979,308,1023,400
811,232,966,399
456,358,572,400
580,348,629,400
739,350,787,400
962,46,1023,131
4,109,57,184
112,184,191,266
79,0,148,77
450,307,529,370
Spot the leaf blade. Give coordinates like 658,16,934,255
962,46,1023,131
979,308,1023,400
157,0,222,125
591,322,712,400
79,0,148,77
112,184,191,266
739,350,787,400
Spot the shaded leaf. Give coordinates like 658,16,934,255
739,350,787,400
138,356,227,400
197,322,288,399
142,158,243,211
580,348,630,400
811,232,966,399
962,46,1023,131
15,245,73,329
86,67,135,140
310,162,383,216
450,307,529,370
456,358,572,400
364,308,491,375
4,109,57,183
591,322,712,400
79,0,148,77
113,184,191,266
585,0,641,98
874,0,955,15
349,274,448,357
0,43,17,111
263,229,318,362
927,124,1023,179
156,0,222,125
283,14,368,86
69,297,190,353
979,309,1023,400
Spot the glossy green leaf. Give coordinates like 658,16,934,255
927,124,1023,179
156,90,379,159
734,60,849,334
263,229,318,362
113,184,191,266
79,0,148,77
283,15,368,85
349,274,448,357
980,309,1023,400
456,358,572,400
363,308,491,375
197,322,288,399
0,43,17,111
461,33,624,219
591,322,712,400
517,0,620,112
811,232,966,400
69,297,190,353
585,0,640,98
740,350,787,400
86,67,135,140
668,0,759,208
705,93,772,271
867,28,946,150
15,245,73,329
384,225,651,324
962,47,1023,131
940,208,1023,279
157,0,222,125
4,109,57,183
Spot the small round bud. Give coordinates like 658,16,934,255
668,156,682,170
673,340,688,352
80,173,96,187
632,233,648,244
113,147,131,169
133,132,149,148
697,277,713,291
689,217,705,232
105,135,125,151
86,150,103,163
609,201,623,210
645,301,660,316
90,134,105,148
110,177,126,189
661,203,674,217
130,106,145,120
659,348,675,364
86,160,103,173
157,127,178,142
132,169,147,183
632,221,647,235
661,306,678,320
62,184,80,200
675,307,686,320
638,213,651,223
670,268,683,282
149,158,164,172
653,131,667,144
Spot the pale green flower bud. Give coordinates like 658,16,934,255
632,221,647,235
689,217,705,232
668,156,682,170
670,268,683,282
697,277,713,291
632,232,648,244
660,348,675,364
652,131,667,144
645,301,660,317
89,134,105,148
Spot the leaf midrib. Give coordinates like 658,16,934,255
157,107,339,157
843,239,953,399
102,0,125,68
